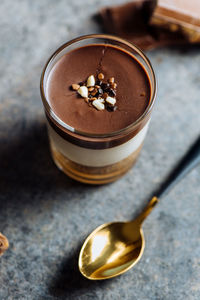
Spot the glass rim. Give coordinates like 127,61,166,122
40,34,157,139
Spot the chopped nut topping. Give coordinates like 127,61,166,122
111,82,117,89
71,72,117,112
71,83,80,91
92,99,105,111
98,73,104,80
103,92,108,99
87,75,95,87
91,88,98,96
78,86,88,98
84,97,89,103
106,96,116,106
108,77,114,84
101,83,109,90
88,87,94,92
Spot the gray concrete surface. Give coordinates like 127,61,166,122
0,0,200,299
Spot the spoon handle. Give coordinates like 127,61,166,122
155,135,200,199
135,196,159,224
136,136,200,224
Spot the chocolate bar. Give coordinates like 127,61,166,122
150,0,200,43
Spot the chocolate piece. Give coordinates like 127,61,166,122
101,82,109,90
150,0,200,43
103,92,108,99
98,0,197,50
106,105,118,112
96,80,102,86
109,89,116,97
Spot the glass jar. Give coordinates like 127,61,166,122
40,34,156,184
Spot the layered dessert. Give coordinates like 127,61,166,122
41,35,156,184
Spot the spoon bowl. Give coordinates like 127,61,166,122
79,220,145,280
79,197,158,280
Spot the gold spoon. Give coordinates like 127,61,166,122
79,136,200,280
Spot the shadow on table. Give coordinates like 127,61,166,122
1,118,112,298
47,242,114,299
0,119,96,211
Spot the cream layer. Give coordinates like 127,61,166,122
47,120,150,167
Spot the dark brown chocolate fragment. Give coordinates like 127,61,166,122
106,105,118,112
109,89,116,97
96,80,103,86
101,83,110,90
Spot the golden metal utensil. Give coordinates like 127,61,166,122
79,136,200,280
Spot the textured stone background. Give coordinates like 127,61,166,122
0,0,200,299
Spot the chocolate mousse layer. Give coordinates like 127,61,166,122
46,44,151,134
